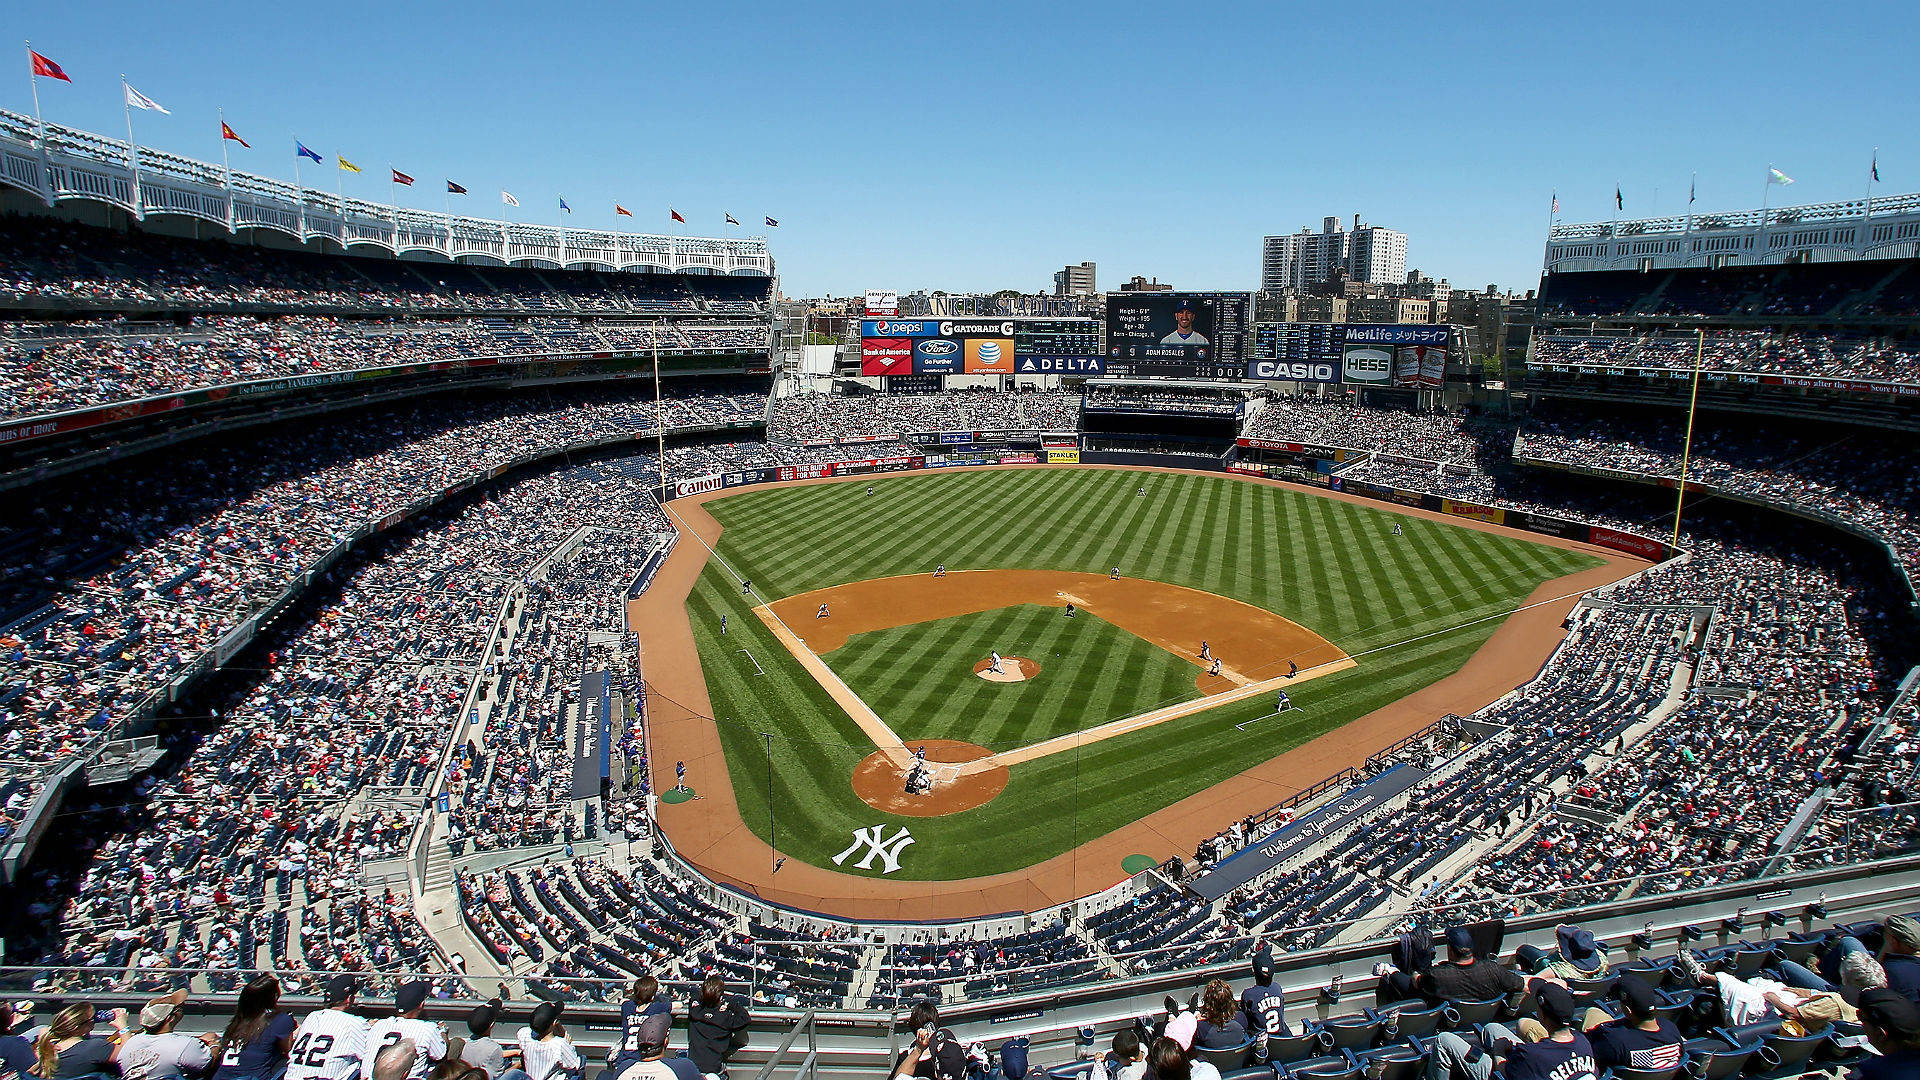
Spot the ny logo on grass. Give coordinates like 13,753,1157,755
832,825,916,874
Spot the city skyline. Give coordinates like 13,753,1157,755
12,0,1915,297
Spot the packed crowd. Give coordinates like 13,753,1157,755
1514,408,1920,580
766,389,1079,442
0,315,767,420
1534,331,1920,384
1241,398,1504,464
0,216,768,315
1538,259,1917,320
0,382,764,846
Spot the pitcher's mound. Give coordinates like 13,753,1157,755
852,739,1009,816
973,656,1040,682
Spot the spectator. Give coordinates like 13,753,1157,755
119,990,216,1080
363,984,444,1080
36,1004,124,1080
213,976,297,1080
685,976,750,1080
514,1004,579,1080
1096,1030,1144,1080
287,977,370,1080
371,1043,417,1080
456,1001,515,1080
1239,945,1288,1040
1192,980,1246,1050
889,1002,965,1080
1857,989,1920,1080
1584,975,1682,1072
608,1015,691,1080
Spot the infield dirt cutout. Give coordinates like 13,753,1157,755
756,569,1355,809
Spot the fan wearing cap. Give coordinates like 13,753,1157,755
287,977,369,1080
1584,975,1682,1072
1857,988,1920,1080
610,1014,693,1080
608,978,672,1080
516,1003,580,1080
890,1002,965,1080
1517,926,1610,982
118,990,217,1080
1159,300,1208,347
456,1000,518,1080
1239,944,1290,1042
1880,914,1920,1005
1413,927,1554,1009
362,983,446,1080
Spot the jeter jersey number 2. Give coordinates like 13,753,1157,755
360,1018,445,1080
287,1010,371,1080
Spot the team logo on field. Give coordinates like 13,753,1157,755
832,825,916,874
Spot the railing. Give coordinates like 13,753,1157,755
753,1011,820,1080
0,109,770,273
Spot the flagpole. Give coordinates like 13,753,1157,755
1671,328,1706,548
25,42,43,144
1864,148,1878,253
121,75,144,221
1759,164,1773,253
292,139,306,240
219,107,234,231
336,159,346,243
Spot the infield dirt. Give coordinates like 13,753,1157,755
627,465,1651,920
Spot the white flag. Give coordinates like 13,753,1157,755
1768,168,1795,186
124,82,169,114
501,190,519,207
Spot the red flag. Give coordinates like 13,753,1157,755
615,205,633,217
221,121,250,148
29,50,71,83
391,169,414,186
670,208,685,223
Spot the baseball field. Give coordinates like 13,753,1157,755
636,466,1632,897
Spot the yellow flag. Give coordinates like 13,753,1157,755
338,157,361,173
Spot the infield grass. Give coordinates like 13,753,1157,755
824,604,1203,750
682,467,1601,879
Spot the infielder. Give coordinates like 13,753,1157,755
1199,640,1211,661
1208,658,1222,677
816,603,829,619
1287,660,1298,678
1064,603,1077,618
1110,567,1121,580
933,564,946,578
1276,690,1291,713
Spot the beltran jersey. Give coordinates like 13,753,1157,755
361,1018,445,1080
287,1009,370,1080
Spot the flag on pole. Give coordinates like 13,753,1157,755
501,190,519,207
221,121,250,148
391,168,414,186
670,208,685,223
296,142,322,164
338,156,361,173
29,50,71,83
1768,168,1795,186
447,180,467,194
765,217,779,227
1689,175,1696,205
1550,191,1558,215
615,205,632,217
725,212,739,225
1872,151,1880,184
559,196,571,213
124,83,167,113
1614,185,1623,211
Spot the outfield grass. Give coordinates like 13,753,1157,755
823,604,1203,750
682,468,1601,880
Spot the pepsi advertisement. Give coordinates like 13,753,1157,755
860,318,1019,376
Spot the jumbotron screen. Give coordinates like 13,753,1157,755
1104,291,1251,379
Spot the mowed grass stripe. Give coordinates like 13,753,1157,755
689,469,1607,878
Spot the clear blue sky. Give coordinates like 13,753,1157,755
16,0,1918,298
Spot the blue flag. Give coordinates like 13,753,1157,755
295,141,322,165
765,216,779,227
559,195,571,213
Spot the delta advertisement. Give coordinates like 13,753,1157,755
861,319,1018,376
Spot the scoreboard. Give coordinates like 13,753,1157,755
1104,292,1251,379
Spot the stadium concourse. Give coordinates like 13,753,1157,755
2,210,1920,1080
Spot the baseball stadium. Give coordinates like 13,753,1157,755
3,22,1920,1080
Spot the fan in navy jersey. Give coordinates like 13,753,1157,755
1586,976,1682,1072
607,977,673,1080
1239,945,1290,1042
213,977,298,1080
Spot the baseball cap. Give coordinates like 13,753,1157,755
1885,914,1920,950
466,999,501,1035
1164,1012,1197,1050
634,1011,672,1050
1174,299,1195,311
1859,988,1920,1040
324,976,361,1007
1251,946,1275,983
529,1001,563,1039
1556,925,1605,974
999,1037,1030,1080
1615,974,1658,1017
1535,984,1578,1031
395,980,431,1014
138,988,189,1029
1445,927,1476,954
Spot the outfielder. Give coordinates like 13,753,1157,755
1064,603,1077,618
1110,567,1121,580
719,614,727,635
1392,523,1402,536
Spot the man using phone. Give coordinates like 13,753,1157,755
890,1003,964,1080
